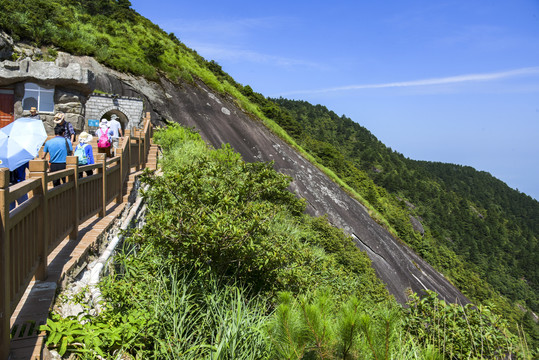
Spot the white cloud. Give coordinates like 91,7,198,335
191,42,324,69
161,16,324,70
279,67,539,96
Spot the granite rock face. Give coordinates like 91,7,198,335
0,58,95,93
43,54,471,305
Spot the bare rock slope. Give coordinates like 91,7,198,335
83,56,468,305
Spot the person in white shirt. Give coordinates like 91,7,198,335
108,114,123,156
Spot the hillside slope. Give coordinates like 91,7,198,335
55,53,466,305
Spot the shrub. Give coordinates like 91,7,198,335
404,290,520,359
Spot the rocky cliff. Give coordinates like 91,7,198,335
44,53,472,305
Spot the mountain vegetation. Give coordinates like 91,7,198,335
43,125,528,358
1,0,537,357
268,98,538,306
266,98,539,349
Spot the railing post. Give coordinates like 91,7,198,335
0,169,11,360
116,148,123,204
143,113,150,167
147,112,152,144
124,131,131,171
137,129,142,171
66,156,79,240
29,160,48,281
97,153,106,217
141,128,146,169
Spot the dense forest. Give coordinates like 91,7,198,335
261,98,539,346
269,98,538,313
1,0,538,356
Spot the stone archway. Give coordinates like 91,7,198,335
85,94,144,132
98,107,130,132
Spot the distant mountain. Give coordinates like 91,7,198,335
271,97,539,313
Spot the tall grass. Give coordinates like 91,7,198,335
149,269,272,359
102,244,273,359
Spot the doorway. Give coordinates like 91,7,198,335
0,89,14,128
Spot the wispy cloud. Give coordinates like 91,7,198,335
279,67,539,96
192,42,325,69
161,16,324,70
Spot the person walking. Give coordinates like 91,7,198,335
53,112,76,144
9,162,29,210
74,131,94,178
42,125,73,187
108,114,123,156
95,119,113,158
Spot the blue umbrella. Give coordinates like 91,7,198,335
0,117,47,171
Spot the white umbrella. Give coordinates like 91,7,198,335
0,117,47,171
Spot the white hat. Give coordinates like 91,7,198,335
53,112,65,124
79,131,93,143
100,119,109,127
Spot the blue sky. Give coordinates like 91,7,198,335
131,0,539,200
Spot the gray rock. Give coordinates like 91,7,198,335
42,116,56,134
0,31,13,61
57,102,83,113
55,88,86,103
410,215,425,235
64,114,85,131
0,57,95,93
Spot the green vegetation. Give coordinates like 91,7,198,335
42,125,529,359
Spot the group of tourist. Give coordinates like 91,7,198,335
8,111,124,209
40,112,123,186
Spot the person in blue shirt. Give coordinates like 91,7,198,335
42,125,73,187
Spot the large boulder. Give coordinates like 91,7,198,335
0,56,95,93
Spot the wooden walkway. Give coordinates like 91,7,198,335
8,145,159,359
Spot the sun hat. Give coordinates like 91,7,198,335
100,119,109,127
53,112,65,124
79,131,92,143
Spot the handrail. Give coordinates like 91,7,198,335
0,115,154,359
5,178,41,204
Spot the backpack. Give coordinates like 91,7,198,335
97,129,111,148
74,144,88,165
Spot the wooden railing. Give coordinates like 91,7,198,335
0,114,154,359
